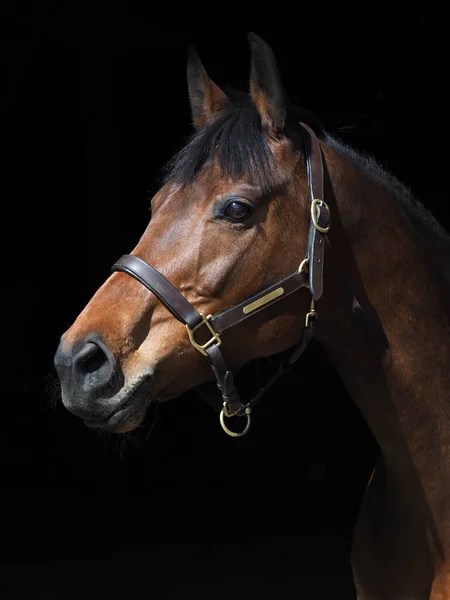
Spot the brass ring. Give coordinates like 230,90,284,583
219,407,251,437
311,199,330,233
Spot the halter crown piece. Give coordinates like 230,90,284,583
112,122,331,437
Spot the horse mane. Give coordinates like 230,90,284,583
325,134,450,284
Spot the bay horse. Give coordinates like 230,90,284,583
54,33,450,598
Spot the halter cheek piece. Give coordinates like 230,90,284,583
112,123,331,437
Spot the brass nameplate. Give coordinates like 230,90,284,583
243,287,284,314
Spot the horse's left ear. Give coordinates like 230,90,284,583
187,46,230,131
248,32,288,137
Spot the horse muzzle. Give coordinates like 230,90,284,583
54,333,152,431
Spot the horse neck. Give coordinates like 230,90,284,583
315,141,450,518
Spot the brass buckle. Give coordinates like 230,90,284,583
186,313,221,356
311,198,330,233
305,298,316,328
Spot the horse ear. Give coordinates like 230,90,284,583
187,46,230,131
248,32,288,137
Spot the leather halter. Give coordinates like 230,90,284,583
111,122,331,436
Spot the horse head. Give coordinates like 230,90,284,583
54,33,330,434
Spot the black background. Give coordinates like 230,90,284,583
2,6,448,599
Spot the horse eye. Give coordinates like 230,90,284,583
224,200,252,222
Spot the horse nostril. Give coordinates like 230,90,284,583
76,342,106,375
55,334,125,416
70,337,123,395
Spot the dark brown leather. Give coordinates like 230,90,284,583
205,344,242,415
211,270,308,333
299,122,330,300
112,255,203,330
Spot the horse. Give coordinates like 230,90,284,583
54,33,450,598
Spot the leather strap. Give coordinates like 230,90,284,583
205,343,241,415
299,122,330,300
211,270,308,333
112,254,203,330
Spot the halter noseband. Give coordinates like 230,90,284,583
111,122,331,437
